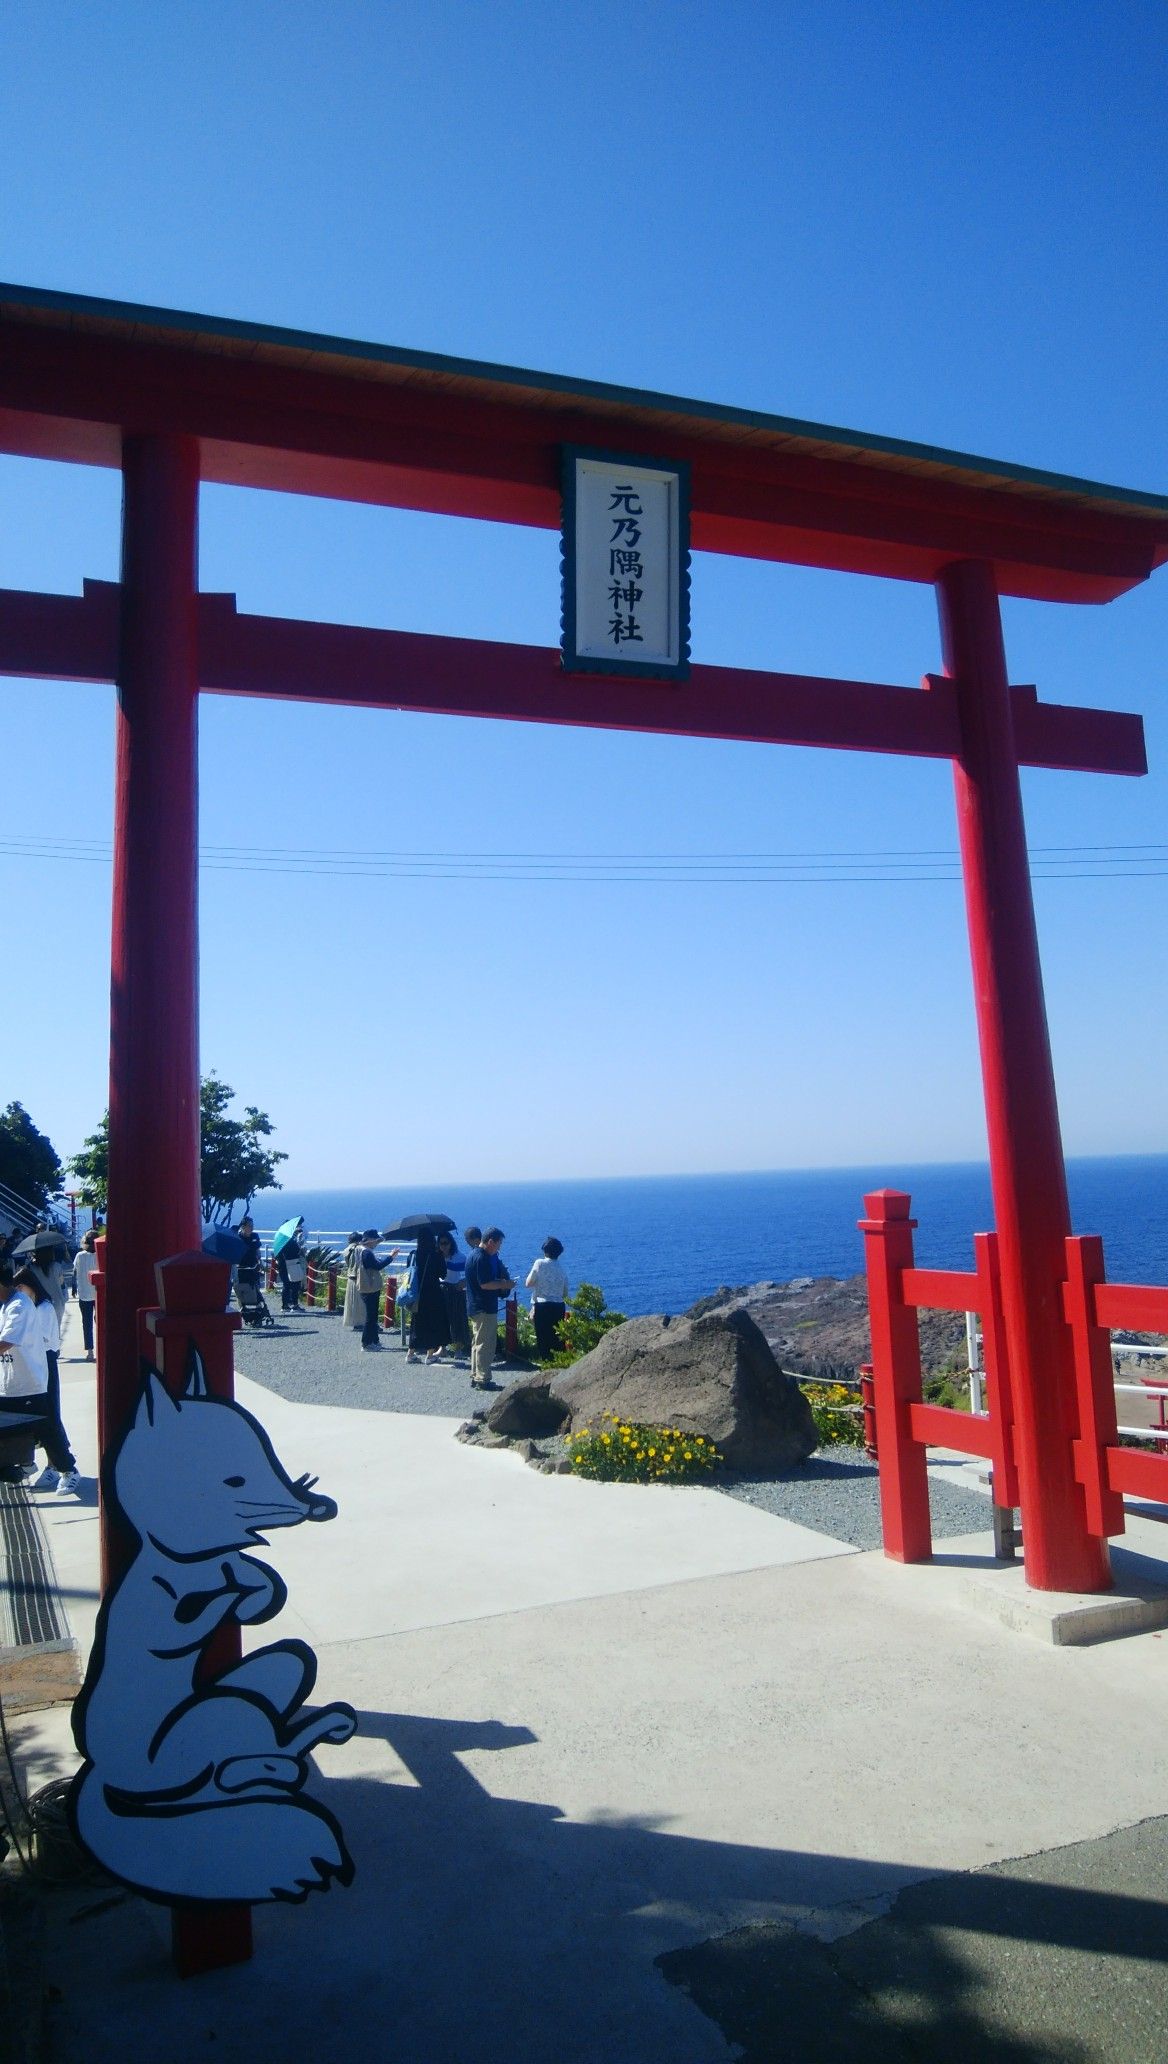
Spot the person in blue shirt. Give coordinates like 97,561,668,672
463,1227,515,1390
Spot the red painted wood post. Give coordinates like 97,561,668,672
858,1190,932,1562
327,1264,338,1314
384,1275,397,1328
305,1259,316,1307
1062,1236,1125,1542
266,1253,277,1291
91,1233,108,1432
937,559,1110,1593
973,1233,1020,1509
505,1295,518,1358
102,434,202,1594
140,1250,252,1977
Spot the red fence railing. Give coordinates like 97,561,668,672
860,1190,1168,1576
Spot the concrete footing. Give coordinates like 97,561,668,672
961,1560,1168,1645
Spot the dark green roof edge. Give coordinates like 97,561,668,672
4,279,1168,517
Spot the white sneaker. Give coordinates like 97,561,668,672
55,1470,82,1496
31,1466,58,1492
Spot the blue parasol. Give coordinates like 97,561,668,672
271,1216,304,1256
203,1226,247,1262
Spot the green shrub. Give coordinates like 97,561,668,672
568,1411,721,1483
801,1380,866,1448
545,1282,627,1368
922,1371,972,1413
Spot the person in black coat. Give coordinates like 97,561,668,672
276,1225,306,1312
406,1227,451,1365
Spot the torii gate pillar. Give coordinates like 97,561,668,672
939,559,1110,1591
102,433,202,1584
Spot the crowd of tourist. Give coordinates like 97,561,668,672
341,1224,570,1391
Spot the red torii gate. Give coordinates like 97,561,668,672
3,283,1168,1606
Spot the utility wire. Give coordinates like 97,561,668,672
2,833,1166,885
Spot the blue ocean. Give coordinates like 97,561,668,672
251,1157,1168,1319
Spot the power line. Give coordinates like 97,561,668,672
2,833,1166,886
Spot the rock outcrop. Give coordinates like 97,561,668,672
688,1274,968,1381
485,1371,572,1439
552,1307,816,1473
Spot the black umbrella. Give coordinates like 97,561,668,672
381,1213,455,1238
11,1228,69,1258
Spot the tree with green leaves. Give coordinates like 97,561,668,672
0,1102,63,1213
198,1074,287,1224
69,1074,288,1224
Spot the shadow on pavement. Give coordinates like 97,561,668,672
38,1705,1168,2064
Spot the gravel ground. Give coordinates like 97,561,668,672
234,1305,994,1550
231,1304,526,1414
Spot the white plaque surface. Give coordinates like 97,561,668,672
561,450,690,678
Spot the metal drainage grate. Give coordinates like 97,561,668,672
0,1479,70,1650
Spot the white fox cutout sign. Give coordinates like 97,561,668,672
69,1350,357,1904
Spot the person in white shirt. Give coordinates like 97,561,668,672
0,1261,50,1482
16,1269,80,1494
525,1237,570,1361
73,1229,98,1359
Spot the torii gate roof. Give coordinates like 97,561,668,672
2,281,1167,604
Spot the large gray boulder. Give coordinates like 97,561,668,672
485,1371,571,1439
551,1308,817,1473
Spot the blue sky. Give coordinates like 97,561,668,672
1,1,1165,1186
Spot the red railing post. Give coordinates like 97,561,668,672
305,1260,316,1307
384,1275,397,1329
1062,1236,1125,1541
139,1249,252,1978
266,1253,277,1291
505,1295,518,1358
973,1232,1020,1510
859,1190,932,1562
327,1264,337,1314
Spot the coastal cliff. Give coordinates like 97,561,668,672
686,1274,968,1382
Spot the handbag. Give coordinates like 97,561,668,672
395,1268,418,1309
284,1257,306,1285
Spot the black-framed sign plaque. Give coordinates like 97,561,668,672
560,447,691,679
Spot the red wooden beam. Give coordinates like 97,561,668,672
3,294,1168,600
0,582,1147,774
901,1266,981,1312
1094,1282,1168,1333
908,1401,996,1457
1106,1445,1168,1504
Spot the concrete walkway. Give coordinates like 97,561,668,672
10,1300,1168,2061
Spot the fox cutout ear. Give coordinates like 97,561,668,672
134,1366,179,1430
184,1347,209,1400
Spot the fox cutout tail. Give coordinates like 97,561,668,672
72,1770,354,1906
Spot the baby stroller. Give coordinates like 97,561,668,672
236,1271,275,1328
